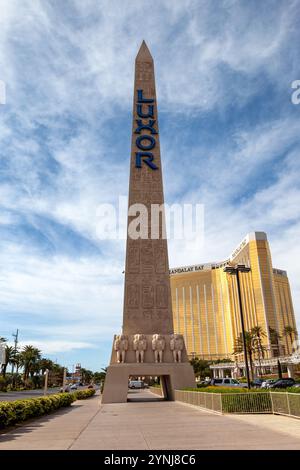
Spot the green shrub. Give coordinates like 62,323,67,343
184,386,267,393
0,393,75,429
286,387,300,393
73,389,96,400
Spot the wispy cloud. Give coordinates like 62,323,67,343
0,0,299,369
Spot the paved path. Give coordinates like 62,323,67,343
0,390,300,450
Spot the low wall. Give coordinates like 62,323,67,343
149,386,163,396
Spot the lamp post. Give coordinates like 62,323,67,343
224,264,251,389
44,369,49,396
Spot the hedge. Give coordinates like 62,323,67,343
0,388,96,429
184,386,267,394
73,389,96,399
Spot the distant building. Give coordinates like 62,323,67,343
170,232,298,361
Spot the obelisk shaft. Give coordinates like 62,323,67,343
122,42,174,335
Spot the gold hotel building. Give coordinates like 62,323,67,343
170,232,298,360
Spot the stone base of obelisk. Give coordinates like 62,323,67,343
102,362,195,403
101,334,195,404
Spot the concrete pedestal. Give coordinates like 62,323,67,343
102,362,195,404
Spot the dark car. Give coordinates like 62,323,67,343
268,378,296,389
251,378,264,388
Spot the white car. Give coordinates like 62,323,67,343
70,384,78,390
261,379,276,389
211,378,248,388
128,380,145,389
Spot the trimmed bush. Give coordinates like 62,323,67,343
184,386,267,393
0,393,75,429
73,389,96,400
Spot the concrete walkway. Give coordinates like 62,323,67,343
0,390,300,450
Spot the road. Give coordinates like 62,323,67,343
0,388,62,401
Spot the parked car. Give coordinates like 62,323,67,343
60,386,70,393
128,380,146,389
268,378,296,389
70,384,78,390
87,384,94,389
210,378,248,388
261,379,276,389
251,378,264,388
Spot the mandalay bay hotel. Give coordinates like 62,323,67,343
169,232,299,377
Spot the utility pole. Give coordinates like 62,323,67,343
62,367,67,392
11,329,19,382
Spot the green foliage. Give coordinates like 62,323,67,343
0,393,75,429
184,386,268,393
0,376,8,392
189,358,212,378
73,389,95,399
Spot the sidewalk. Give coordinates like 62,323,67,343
0,390,300,450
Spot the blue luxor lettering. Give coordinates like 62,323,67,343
135,90,158,169
137,89,154,103
136,134,156,150
134,119,157,134
137,104,154,118
135,152,158,170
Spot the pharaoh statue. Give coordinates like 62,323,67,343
152,334,165,363
114,334,128,363
133,334,147,363
170,334,184,363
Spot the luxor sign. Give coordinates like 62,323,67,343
134,89,158,170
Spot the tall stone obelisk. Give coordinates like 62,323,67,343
102,42,195,404
123,41,173,336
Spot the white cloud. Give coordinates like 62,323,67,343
0,0,299,365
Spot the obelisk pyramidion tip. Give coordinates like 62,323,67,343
136,40,153,61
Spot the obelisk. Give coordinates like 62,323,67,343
123,40,173,336
102,42,195,404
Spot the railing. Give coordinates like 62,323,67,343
175,391,222,413
175,390,300,416
270,392,300,418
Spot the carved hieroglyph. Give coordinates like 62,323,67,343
152,334,165,363
122,40,173,336
114,335,129,363
170,334,184,363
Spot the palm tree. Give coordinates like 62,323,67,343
268,327,282,356
233,331,256,381
20,345,41,384
37,358,55,375
283,325,298,353
251,326,267,377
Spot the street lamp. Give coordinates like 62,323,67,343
224,264,251,389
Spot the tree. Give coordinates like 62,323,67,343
233,331,256,381
269,327,282,356
250,326,267,376
190,358,212,379
37,358,55,374
20,345,41,384
283,325,298,353
81,368,94,384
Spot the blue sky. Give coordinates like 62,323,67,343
0,0,300,371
